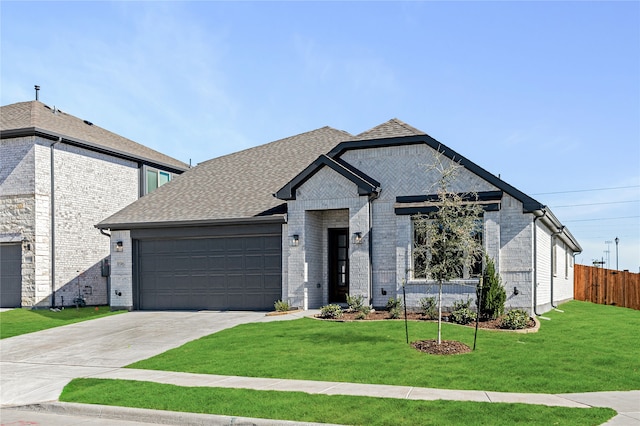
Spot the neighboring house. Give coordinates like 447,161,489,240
0,100,189,308
97,119,581,315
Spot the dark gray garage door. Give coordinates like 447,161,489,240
137,235,281,310
1,243,22,308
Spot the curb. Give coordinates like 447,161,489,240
5,402,343,426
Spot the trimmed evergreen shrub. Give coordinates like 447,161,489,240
477,256,506,320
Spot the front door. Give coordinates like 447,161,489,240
328,228,349,303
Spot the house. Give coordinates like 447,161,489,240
97,119,581,315
0,100,189,308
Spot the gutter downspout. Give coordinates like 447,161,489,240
532,208,547,316
550,226,565,308
99,228,112,307
50,137,62,307
367,191,379,307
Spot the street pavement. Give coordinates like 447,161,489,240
1,309,638,425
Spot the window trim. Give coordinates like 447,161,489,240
142,165,172,195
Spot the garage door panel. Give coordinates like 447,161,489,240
227,274,244,289
264,274,282,289
264,253,281,269
138,233,281,310
209,255,225,269
245,274,263,289
226,255,244,270
246,254,263,270
137,236,282,310
226,239,244,251
1,243,22,308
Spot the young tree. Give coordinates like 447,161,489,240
413,150,484,344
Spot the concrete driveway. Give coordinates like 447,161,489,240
0,310,303,406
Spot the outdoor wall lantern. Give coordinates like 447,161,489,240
22,237,31,251
353,232,363,244
115,241,124,252
290,235,299,247
513,286,519,296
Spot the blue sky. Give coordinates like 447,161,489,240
2,1,639,271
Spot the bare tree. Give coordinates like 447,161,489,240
413,149,484,344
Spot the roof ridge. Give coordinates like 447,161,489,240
198,126,354,166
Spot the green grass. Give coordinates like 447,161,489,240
129,301,640,394
60,378,616,426
0,306,123,339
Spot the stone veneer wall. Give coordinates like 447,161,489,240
0,136,39,306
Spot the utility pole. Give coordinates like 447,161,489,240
615,237,619,270
605,240,612,269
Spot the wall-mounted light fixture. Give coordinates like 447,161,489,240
290,235,299,247
22,237,31,251
513,286,519,296
115,241,124,252
353,232,363,244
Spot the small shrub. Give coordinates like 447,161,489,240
355,311,367,320
501,309,530,330
274,300,290,312
449,299,477,325
477,256,506,320
319,304,343,319
419,297,437,319
386,297,403,319
346,294,370,315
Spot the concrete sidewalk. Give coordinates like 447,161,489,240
3,368,638,425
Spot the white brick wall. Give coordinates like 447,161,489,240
284,143,567,315
1,136,141,307
286,167,369,308
49,142,139,307
109,230,133,309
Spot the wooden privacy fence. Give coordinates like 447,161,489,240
574,264,640,310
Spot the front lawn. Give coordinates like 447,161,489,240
0,306,123,339
60,378,616,426
129,301,640,394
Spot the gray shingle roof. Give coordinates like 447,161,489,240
1,101,189,171
355,118,426,140
98,126,355,229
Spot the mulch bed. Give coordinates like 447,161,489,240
411,339,472,355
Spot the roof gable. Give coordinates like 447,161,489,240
1,101,189,172
276,154,381,200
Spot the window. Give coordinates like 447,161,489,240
144,167,171,194
412,217,483,280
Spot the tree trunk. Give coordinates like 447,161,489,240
437,281,443,344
